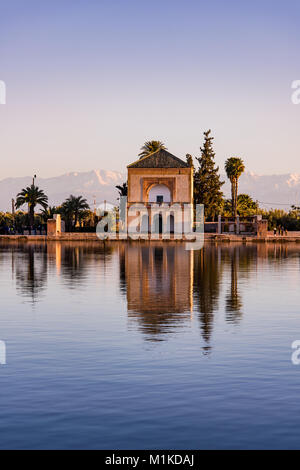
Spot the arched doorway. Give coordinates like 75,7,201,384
153,213,163,234
141,214,149,234
167,214,175,234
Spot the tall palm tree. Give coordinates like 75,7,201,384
225,157,245,217
15,184,48,227
139,140,167,158
61,195,89,230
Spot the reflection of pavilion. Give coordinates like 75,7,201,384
121,243,193,341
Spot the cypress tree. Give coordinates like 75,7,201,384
194,130,224,220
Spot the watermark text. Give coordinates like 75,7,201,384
96,197,204,251
0,80,6,104
291,80,300,105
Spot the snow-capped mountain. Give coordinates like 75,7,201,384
221,172,300,210
0,170,126,212
0,169,300,212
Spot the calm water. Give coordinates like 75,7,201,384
0,241,300,449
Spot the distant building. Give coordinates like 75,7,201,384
127,149,193,236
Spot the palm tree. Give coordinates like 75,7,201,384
40,206,57,222
223,194,258,217
61,195,89,231
15,184,48,227
225,157,245,217
236,194,258,216
116,182,128,197
139,140,167,158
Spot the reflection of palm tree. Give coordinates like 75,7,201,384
119,245,126,295
225,245,258,323
60,243,113,288
13,242,116,300
225,157,245,217
15,244,48,303
225,249,243,322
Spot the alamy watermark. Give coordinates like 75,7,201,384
0,80,6,104
291,80,300,105
96,197,204,251
0,341,6,365
291,340,300,365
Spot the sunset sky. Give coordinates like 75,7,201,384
0,0,300,178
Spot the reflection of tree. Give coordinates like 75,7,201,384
60,242,113,288
119,245,126,296
193,246,222,353
15,244,48,303
194,245,257,350
225,245,256,324
61,245,86,287
13,242,115,300
225,248,243,322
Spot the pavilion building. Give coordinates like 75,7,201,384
127,149,193,237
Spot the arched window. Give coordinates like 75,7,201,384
148,184,171,203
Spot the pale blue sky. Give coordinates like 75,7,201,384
0,0,300,178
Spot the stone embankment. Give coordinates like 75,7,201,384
1,233,300,243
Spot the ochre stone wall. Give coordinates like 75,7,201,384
47,215,62,235
128,167,193,204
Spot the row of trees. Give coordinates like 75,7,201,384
10,187,92,232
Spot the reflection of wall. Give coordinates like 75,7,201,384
126,244,193,313
123,243,193,340
47,242,61,275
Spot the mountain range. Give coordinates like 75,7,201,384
0,170,125,212
0,169,299,212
